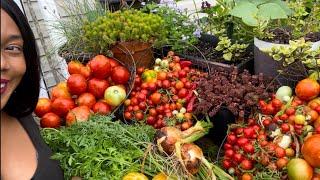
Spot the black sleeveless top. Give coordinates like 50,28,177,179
18,115,64,180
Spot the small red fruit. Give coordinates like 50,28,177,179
92,101,111,115
34,98,52,118
40,112,61,128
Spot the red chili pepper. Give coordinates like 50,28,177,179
180,61,192,68
187,96,196,113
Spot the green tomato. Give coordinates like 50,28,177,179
104,86,126,107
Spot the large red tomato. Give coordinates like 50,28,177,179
108,58,120,69
92,101,111,115
51,82,71,101
67,74,87,95
302,134,320,168
67,61,83,75
51,97,75,117
295,78,320,101
79,65,91,79
88,78,109,98
111,66,130,84
77,93,96,108
88,55,111,79
34,98,52,118
66,106,91,126
40,112,61,128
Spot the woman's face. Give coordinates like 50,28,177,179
1,9,26,110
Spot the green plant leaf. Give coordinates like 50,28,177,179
257,3,288,20
223,52,233,61
266,0,293,15
230,1,259,26
248,0,270,6
230,1,258,18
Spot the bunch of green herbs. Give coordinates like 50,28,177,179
41,115,156,179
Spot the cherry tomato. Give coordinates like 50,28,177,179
156,105,164,114
222,160,232,169
178,70,187,78
225,149,235,158
236,127,244,135
133,105,140,112
263,119,271,127
157,71,167,80
309,101,319,110
266,103,275,115
279,114,288,121
175,81,184,90
227,134,237,144
285,148,295,157
224,143,233,150
241,173,253,180
141,82,148,89
233,153,243,163
275,147,286,158
147,82,157,92
124,112,132,120
243,143,255,154
169,103,177,111
150,92,161,105
137,93,146,102
237,137,249,147
137,67,144,74
281,123,290,133
146,116,156,125
285,107,296,116
184,81,192,89
135,111,144,121
243,127,254,138
138,102,146,111
259,100,267,108
241,159,253,170
247,118,256,126
149,108,157,116
156,80,162,88
272,99,282,110
162,80,171,89
276,158,288,169
178,88,188,98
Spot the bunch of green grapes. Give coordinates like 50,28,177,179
82,9,167,54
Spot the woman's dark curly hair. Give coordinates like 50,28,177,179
2,0,41,118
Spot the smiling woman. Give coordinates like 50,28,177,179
1,0,63,179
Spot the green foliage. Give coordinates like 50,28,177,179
262,38,320,69
50,0,107,55
82,9,167,54
229,0,292,27
41,115,156,179
285,0,320,40
141,3,199,52
215,36,248,61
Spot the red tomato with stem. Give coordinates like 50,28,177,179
88,55,111,79
92,101,111,115
67,74,87,95
40,112,61,128
66,106,91,126
77,93,96,108
111,66,130,84
35,98,52,118
51,97,75,117
178,88,188,98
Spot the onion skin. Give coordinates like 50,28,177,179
181,143,203,175
155,127,182,154
287,158,313,180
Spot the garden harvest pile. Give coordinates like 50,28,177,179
221,78,320,179
123,52,207,130
35,55,130,128
34,0,320,179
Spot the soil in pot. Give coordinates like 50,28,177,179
180,40,254,73
262,28,320,44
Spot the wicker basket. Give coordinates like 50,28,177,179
59,51,136,116
110,41,154,68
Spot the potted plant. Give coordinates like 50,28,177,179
247,0,320,86
81,9,167,68
177,0,256,73
141,3,203,57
